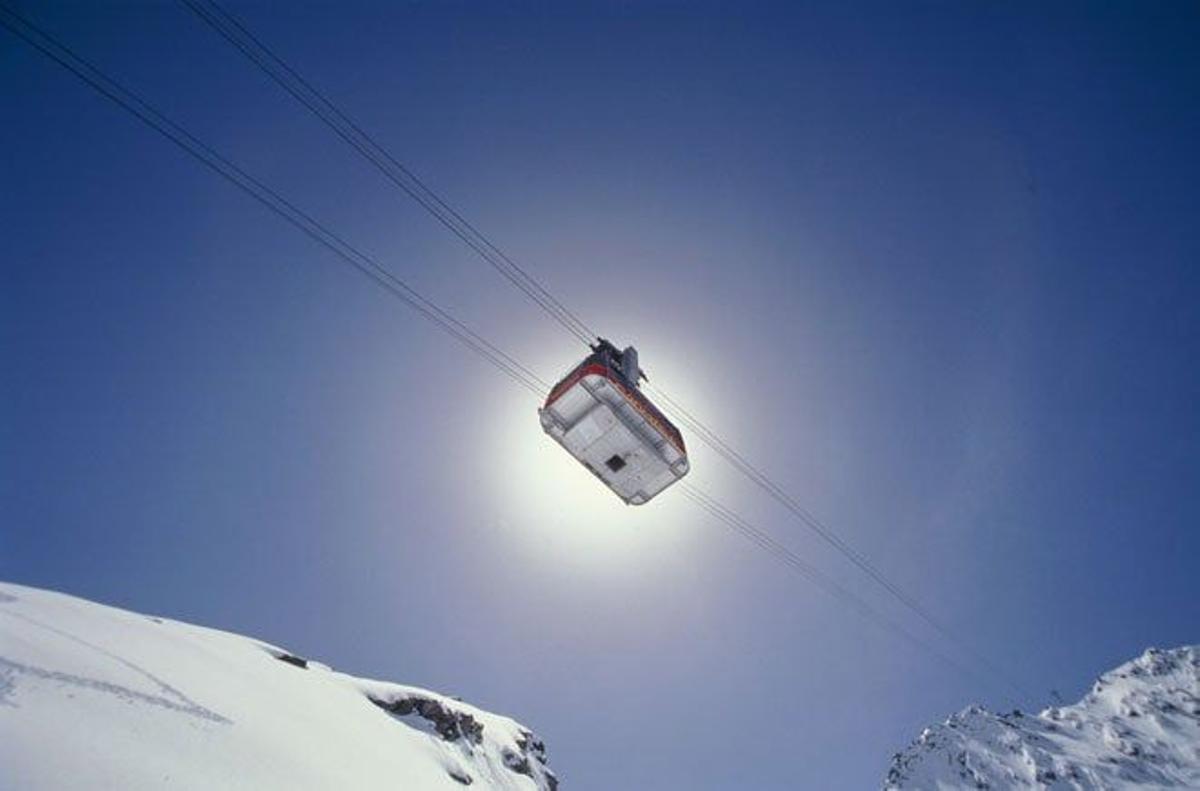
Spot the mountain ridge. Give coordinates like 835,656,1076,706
0,581,556,790
885,645,1200,789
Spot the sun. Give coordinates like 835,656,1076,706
478,383,701,580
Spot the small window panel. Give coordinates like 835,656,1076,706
605,454,627,472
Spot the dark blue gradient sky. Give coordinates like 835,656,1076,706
3,2,1198,788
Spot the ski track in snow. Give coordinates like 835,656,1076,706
0,607,231,724
0,656,230,723
0,663,16,707
0,582,557,790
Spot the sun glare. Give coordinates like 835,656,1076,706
478,342,732,580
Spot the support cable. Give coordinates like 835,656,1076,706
3,4,1022,701
680,482,999,693
176,0,1028,699
181,0,598,347
655,385,1030,699
0,4,549,398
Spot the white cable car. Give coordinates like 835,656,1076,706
539,339,689,505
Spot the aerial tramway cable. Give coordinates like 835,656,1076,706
180,0,598,348
679,482,998,691
651,385,1030,697
174,1,1027,698
1,3,1021,700
0,5,549,400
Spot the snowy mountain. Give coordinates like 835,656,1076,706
0,582,556,790
885,645,1200,789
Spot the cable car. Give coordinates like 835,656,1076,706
539,339,689,504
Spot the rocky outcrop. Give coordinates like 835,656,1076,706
366,688,557,790
369,693,485,745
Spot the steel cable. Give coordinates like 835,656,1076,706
0,4,549,398
3,4,1023,701
181,0,598,347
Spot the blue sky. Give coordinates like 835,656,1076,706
3,2,1198,788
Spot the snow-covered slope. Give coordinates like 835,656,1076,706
0,582,556,790
885,645,1200,789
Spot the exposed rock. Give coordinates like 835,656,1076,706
369,693,484,744
271,651,309,670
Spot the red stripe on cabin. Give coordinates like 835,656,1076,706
544,363,686,455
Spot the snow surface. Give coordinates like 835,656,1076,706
885,645,1200,789
0,582,556,790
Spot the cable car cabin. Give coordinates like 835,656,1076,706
539,340,689,505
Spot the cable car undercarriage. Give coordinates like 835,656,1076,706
539,340,689,505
